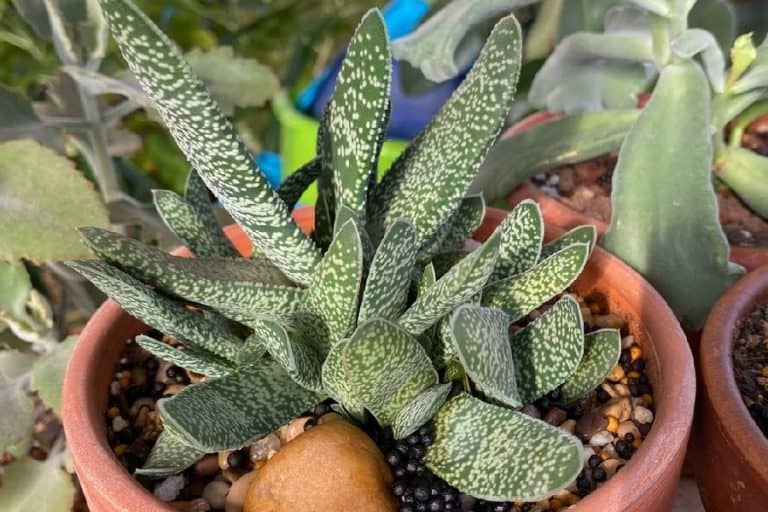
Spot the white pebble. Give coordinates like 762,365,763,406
250,433,281,462
154,475,185,502
202,480,230,509
112,416,129,433
621,335,636,349
589,430,613,448
110,381,120,396
633,406,654,424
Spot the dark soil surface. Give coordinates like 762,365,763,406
733,301,768,438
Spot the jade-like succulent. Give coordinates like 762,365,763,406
70,0,622,501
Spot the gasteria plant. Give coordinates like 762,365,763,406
69,0,622,501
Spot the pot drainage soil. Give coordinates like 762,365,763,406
733,300,768,438
105,293,655,512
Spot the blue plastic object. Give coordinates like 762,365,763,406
255,152,283,189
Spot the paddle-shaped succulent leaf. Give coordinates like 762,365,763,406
420,195,486,262
321,339,365,421
97,0,320,285
135,335,235,378
251,320,322,392
426,393,582,501
492,199,544,280
235,334,266,366
392,383,453,439
509,295,584,404
450,305,521,407
136,427,205,477
541,225,597,259
277,158,321,212
561,329,622,403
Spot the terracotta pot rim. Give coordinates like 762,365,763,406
700,265,768,482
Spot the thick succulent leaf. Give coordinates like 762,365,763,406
342,318,437,425
321,339,365,420
392,383,452,440
67,260,241,360
136,427,205,477
333,205,374,263
159,359,323,451
671,28,725,92
420,196,486,263
135,335,235,378
0,85,62,148
561,329,622,403
314,111,336,250
328,10,391,219
541,225,597,259
471,110,638,203
509,296,584,404
718,146,768,219
418,263,437,295
370,16,521,251
450,305,521,408
603,61,741,330
251,320,322,392
492,200,544,281
0,261,52,343
277,158,321,212
236,334,266,366
298,220,363,356
97,0,320,285
0,382,34,456
483,243,590,323
399,233,500,336
0,457,76,512
426,393,582,501
358,220,418,323
29,336,77,414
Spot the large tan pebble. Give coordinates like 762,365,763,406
225,470,259,512
243,419,397,512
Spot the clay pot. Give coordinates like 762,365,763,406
63,207,694,511
695,265,768,510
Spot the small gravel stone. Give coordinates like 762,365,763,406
617,420,641,441
170,499,211,512
576,411,608,439
520,404,541,419
542,408,567,426
194,455,220,477
589,431,613,448
112,416,129,433
559,419,576,434
224,470,258,512
632,406,654,424
600,397,632,422
249,433,281,462
154,475,186,502
202,480,230,509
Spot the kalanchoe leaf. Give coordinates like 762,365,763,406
420,195,486,263
483,243,590,323
277,158,321,212
392,383,452,440
399,232,501,336
236,334,266,366
561,329,622,404
492,200,544,281
509,295,584,404
136,427,205,477
96,0,320,285
342,318,438,425
426,393,582,502
369,16,522,253
450,305,521,408
541,225,597,259
135,335,235,378
358,220,418,323
159,359,324,452
67,260,242,360
328,10,391,221
251,320,323,392
298,220,363,356
321,339,365,421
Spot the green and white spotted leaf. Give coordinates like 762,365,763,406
398,233,500,336
541,225,597,259
328,10,391,219
342,318,438,425
561,329,622,403
483,243,590,323
135,335,235,378
418,263,437,296
509,295,584,404
436,195,486,255
358,220,418,323
236,333,266,366
277,158,321,211
314,111,336,251
426,393,582,502
66,260,242,360
250,320,322,392
369,16,521,250
392,383,452,439
298,220,363,356
321,339,365,420
97,0,320,285
492,200,544,280
333,205,373,263
136,427,206,477
159,358,323,451
450,305,521,408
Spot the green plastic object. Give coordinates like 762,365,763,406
273,91,408,204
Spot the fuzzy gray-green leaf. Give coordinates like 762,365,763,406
426,393,582,502
343,318,437,425
510,295,584,403
136,427,205,477
135,335,235,377
483,243,590,322
392,383,452,439
541,225,597,259
561,329,622,403
251,320,322,392
97,0,320,285
450,305,521,408
277,158,321,211
492,200,544,280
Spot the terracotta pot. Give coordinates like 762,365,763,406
63,207,694,512
502,112,768,272
695,265,768,510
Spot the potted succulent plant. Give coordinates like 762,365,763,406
62,1,694,511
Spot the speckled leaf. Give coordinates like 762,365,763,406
67,260,241,360
342,318,437,425
314,111,336,250
492,200,544,280
184,169,238,257
483,243,590,323
236,334,266,366
369,16,521,251
561,329,622,403
541,225,596,259
136,427,205,477
321,339,365,420
277,158,321,212
392,383,452,439
450,305,521,408
250,320,322,392
159,358,323,451
328,10,391,219
426,393,582,501
298,220,363,356
437,195,486,255
418,263,437,295
398,233,500,336
358,220,418,323
333,205,373,262
510,295,584,403
97,0,320,285
135,335,235,377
